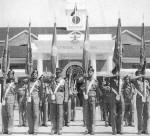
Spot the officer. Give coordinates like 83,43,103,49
26,69,42,135
17,78,28,127
101,76,111,127
50,68,68,135
122,75,135,126
110,74,124,135
39,75,49,127
2,69,17,134
81,66,101,135
134,70,150,134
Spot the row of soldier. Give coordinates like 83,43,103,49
1,66,150,135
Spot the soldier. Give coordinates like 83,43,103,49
17,78,28,127
134,70,150,134
110,75,124,135
2,69,17,134
81,66,101,135
26,69,42,135
50,68,68,135
39,75,49,127
64,75,71,127
101,76,111,127
122,75,135,126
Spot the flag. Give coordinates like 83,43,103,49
25,22,33,75
51,22,58,75
112,18,122,74
1,27,10,76
82,16,90,75
1,27,10,102
71,3,77,16
140,22,146,75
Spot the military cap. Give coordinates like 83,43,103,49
56,68,62,73
31,69,38,75
88,66,94,72
135,70,142,76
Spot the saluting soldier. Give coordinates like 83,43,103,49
2,69,17,135
26,69,42,135
101,76,111,127
17,78,28,127
110,75,124,135
50,68,68,135
122,75,135,127
81,66,101,135
134,70,150,134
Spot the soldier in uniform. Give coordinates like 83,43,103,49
39,75,49,127
81,66,101,135
134,70,150,134
17,78,28,127
64,75,71,127
122,75,135,126
26,69,42,135
101,76,111,127
50,68,68,135
110,75,124,135
2,69,17,134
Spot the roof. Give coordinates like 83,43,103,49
0,26,150,41
0,46,27,58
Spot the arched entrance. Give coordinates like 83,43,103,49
63,61,84,106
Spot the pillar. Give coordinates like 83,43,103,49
107,55,113,74
91,54,97,79
37,57,43,77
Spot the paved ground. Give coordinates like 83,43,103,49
0,106,149,136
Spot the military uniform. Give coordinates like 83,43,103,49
39,79,49,127
134,75,150,134
81,66,101,135
64,78,71,126
17,81,27,127
26,70,41,135
101,77,111,127
2,77,17,134
122,76,135,126
50,68,68,135
110,76,124,135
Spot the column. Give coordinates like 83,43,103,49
91,54,97,79
37,56,43,77
107,55,113,74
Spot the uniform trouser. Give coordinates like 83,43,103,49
136,97,149,132
103,100,111,125
40,101,48,125
27,95,39,133
83,99,87,125
64,99,71,125
124,103,132,125
51,103,63,132
71,96,76,121
85,98,96,133
2,103,14,133
111,100,123,133
2,95,15,133
19,101,27,126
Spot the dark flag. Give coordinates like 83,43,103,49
82,16,90,76
71,3,77,16
1,27,10,102
140,22,146,75
25,22,33,75
112,18,122,74
51,22,57,76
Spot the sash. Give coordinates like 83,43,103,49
134,81,147,102
28,80,39,102
84,79,95,100
51,79,65,100
2,82,14,105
